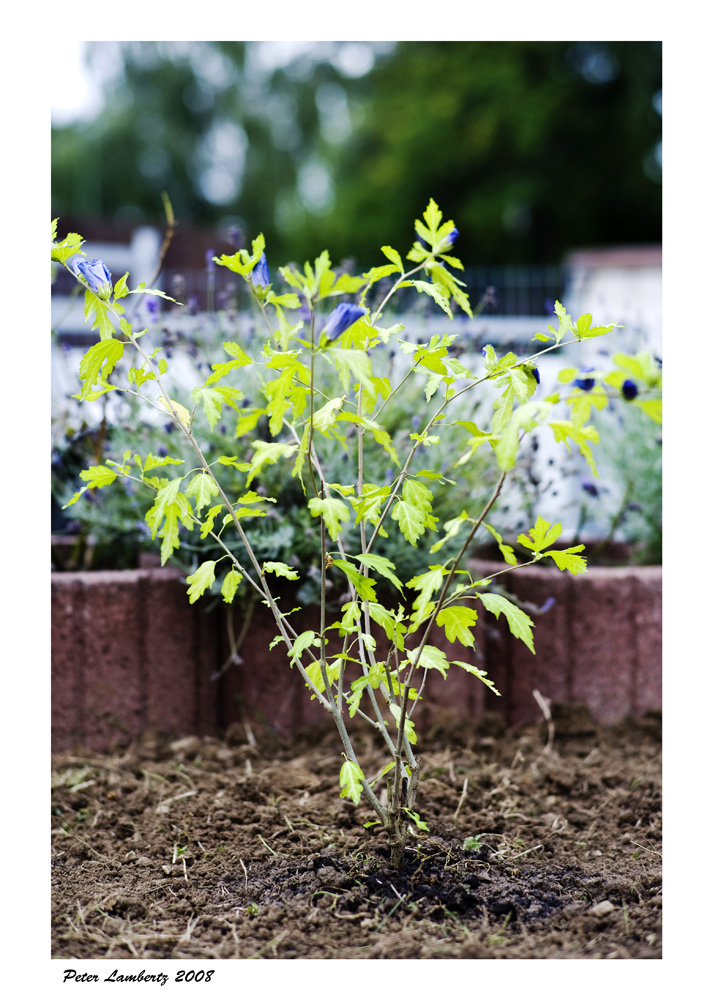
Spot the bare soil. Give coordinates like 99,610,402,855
51,705,661,960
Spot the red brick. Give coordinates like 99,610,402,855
569,569,637,725
51,577,86,751
51,560,662,751
78,570,147,751
492,563,573,727
142,570,219,737
631,566,663,715
220,602,325,735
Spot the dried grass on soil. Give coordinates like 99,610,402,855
51,705,661,960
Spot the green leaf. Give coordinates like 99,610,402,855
355,553,404,595
289,630,318,666
83,290,115,340
237,490,276,505
636,398,662,423
427,262,472,317
128,366,155,388
478,593,535,654
548,301,574,344
367,603,407,651
331,559,377,602
223,340,254,363
350,484,390,527
263,561,300,581
221,568,242,604
436,606,479,647
495,399,553,472
158,397,192,430
184,473,220,513
312,396,345,432
51,226,85,263
405,279,452,318
388,703,417,745
406,566,445,617
217,456,252,470
308,496,350,540
190,385,230,430
78,465,118,489
305,658,341,696
430,511,469,554
150,477,186,523
404,808,429,832
392,496,438,547
543,546,588,575
362,263,401,287
77,339,125,399
491,382,516,435
113,272,130,300
246,441,298,487
381,245,404,271
483,523,518,565
200,505,224,539
185,561,216,604
567,385,608,429
157,503,192,565
452,661,501,696
423,197,443,235
339,760,365,805
406,644,449,678
548,420,600,476
127,284,180,305
327,347,374,396
517,516,563,553
575,312,618,340
391,502,420,547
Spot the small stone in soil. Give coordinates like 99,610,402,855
589,900,615,917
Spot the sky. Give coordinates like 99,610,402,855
50,40,392,129
51,40,104,126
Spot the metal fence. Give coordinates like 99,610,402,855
52,261,566,331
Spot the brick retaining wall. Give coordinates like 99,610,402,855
51,563,662,753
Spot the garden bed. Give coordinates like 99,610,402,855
51,704,661,960
51,562,662,752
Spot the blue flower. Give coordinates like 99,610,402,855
76,259,112,299
250,253,270,288
481,345,492,358
622,379,639,401
531,366,541,384
66,255,85,277
582,481,599,497
573,367,595,392
539,596,556,614
433,227,459,254
205,249,216,274
322,302,367,340
227,225,245,250
145,296,160,321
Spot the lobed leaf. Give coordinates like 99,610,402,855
477,593,535,654
186,561,217,604
339,760,366,804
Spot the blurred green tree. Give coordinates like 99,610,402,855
51,41,661,268
319,41,662,265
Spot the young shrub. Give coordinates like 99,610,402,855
52,201,662,867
